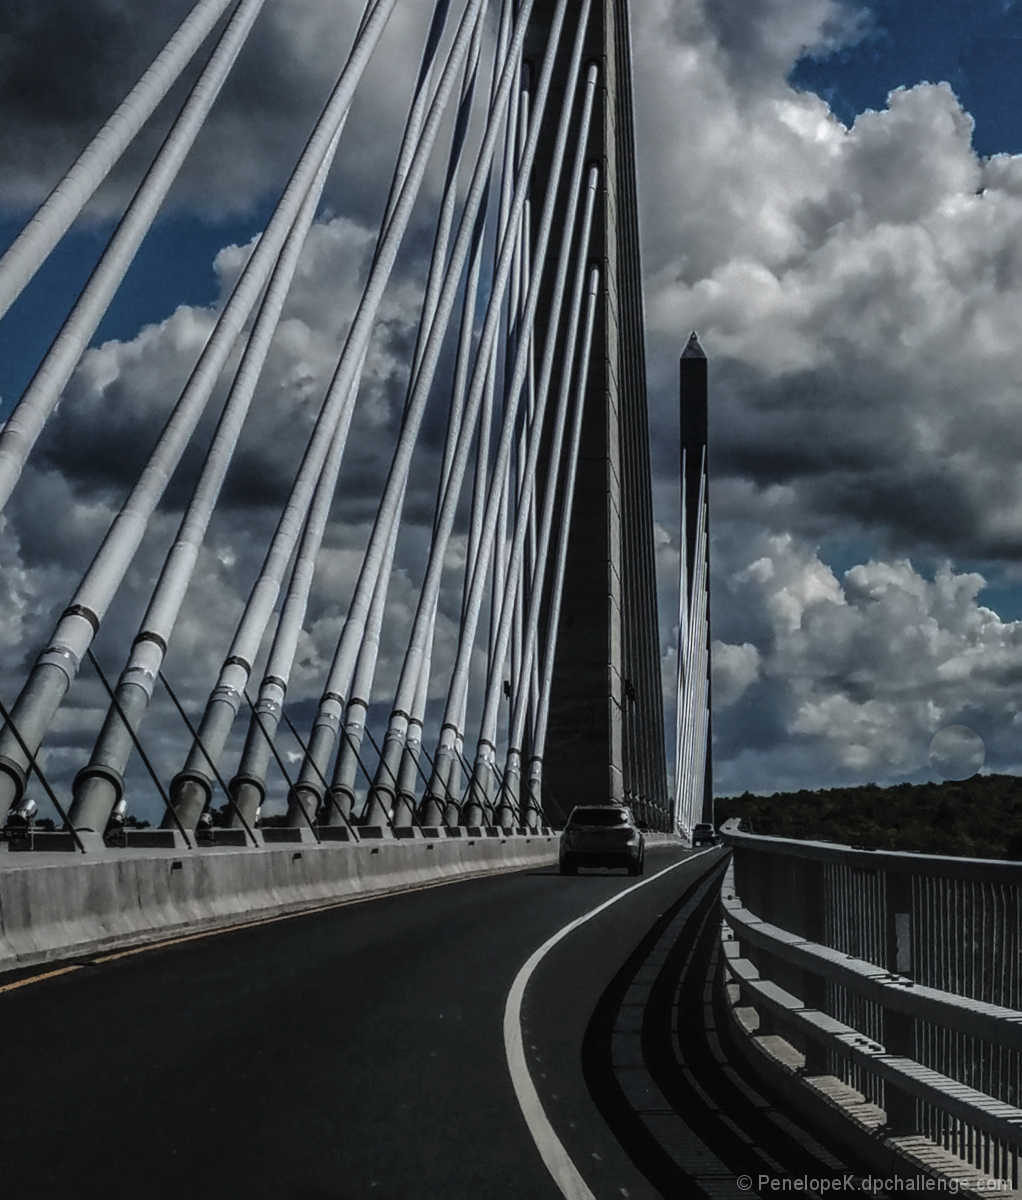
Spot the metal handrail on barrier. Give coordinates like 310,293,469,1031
719,818,1022,1188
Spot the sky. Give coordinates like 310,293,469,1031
2,0,1022,819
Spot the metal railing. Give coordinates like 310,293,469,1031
719,819,1022,1187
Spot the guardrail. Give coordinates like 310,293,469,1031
719,819,1022,1188
0,829,561,974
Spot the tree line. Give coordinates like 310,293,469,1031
715,774,1022,860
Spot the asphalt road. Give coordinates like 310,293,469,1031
0,844,878,1199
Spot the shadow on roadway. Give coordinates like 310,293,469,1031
579,858,901,1199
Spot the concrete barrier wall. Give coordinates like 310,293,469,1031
0,834,559,974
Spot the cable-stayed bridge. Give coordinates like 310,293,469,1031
0,0,708,847
2,4,1017,1199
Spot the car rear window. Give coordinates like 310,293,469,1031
568,808,630,827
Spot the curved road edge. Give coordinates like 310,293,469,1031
504,847,720,1199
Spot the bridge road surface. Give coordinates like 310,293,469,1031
0,844,883,1199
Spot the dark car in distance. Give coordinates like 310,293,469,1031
559,804,645,876
692,822,720,847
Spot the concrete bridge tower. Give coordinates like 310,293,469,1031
524,0,668,828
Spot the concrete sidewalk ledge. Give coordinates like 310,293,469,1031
0,835,559,975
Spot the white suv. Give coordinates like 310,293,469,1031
692,822,720,847
559,805,645,876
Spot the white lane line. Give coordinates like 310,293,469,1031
503,848,719,1200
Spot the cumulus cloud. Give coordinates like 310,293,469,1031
707,534,1022,792
29,203,440,514
638,13,1022,559
712,640,761,708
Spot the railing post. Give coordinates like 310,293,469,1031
801,858,829,1074
756,850,782,1035
883,869,916,1134
737,848,777,1032
730,846,769,1025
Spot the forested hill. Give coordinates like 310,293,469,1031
716,774,1022,861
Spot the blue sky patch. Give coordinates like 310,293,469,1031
0,201,275,415
791,0,1022,157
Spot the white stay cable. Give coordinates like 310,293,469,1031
465,12,520,609
679,459,703,835
0,0,400,822
408,7,486,386
691,481,711,830
377,0,460,236
67,117,345,833
468,86,598,817
500,165,598,817
686,600,709,835
221,0,472,824
413,0,591,820
674,448,690,832
0,0,235,322
491,82,530,670
0,0,267,517
523,267,600,818
396,4,509,812
223,349,366,826
436,5,507,503
238,0,493,827
391,192,495,828
384,17,512,828
164,0,490,827
320,491,405,825
392,611,438,822
286,0,540,809
513,99,538,706
376,0,582,819
253,2,494,825
680,453,707,835
398,11,517,830
331,1,489,772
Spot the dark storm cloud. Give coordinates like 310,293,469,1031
0,1,194,133
701,359,1010,561
0,0,441,222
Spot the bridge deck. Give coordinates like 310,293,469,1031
0,845,933,1199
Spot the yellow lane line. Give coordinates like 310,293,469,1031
0,964,84,994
